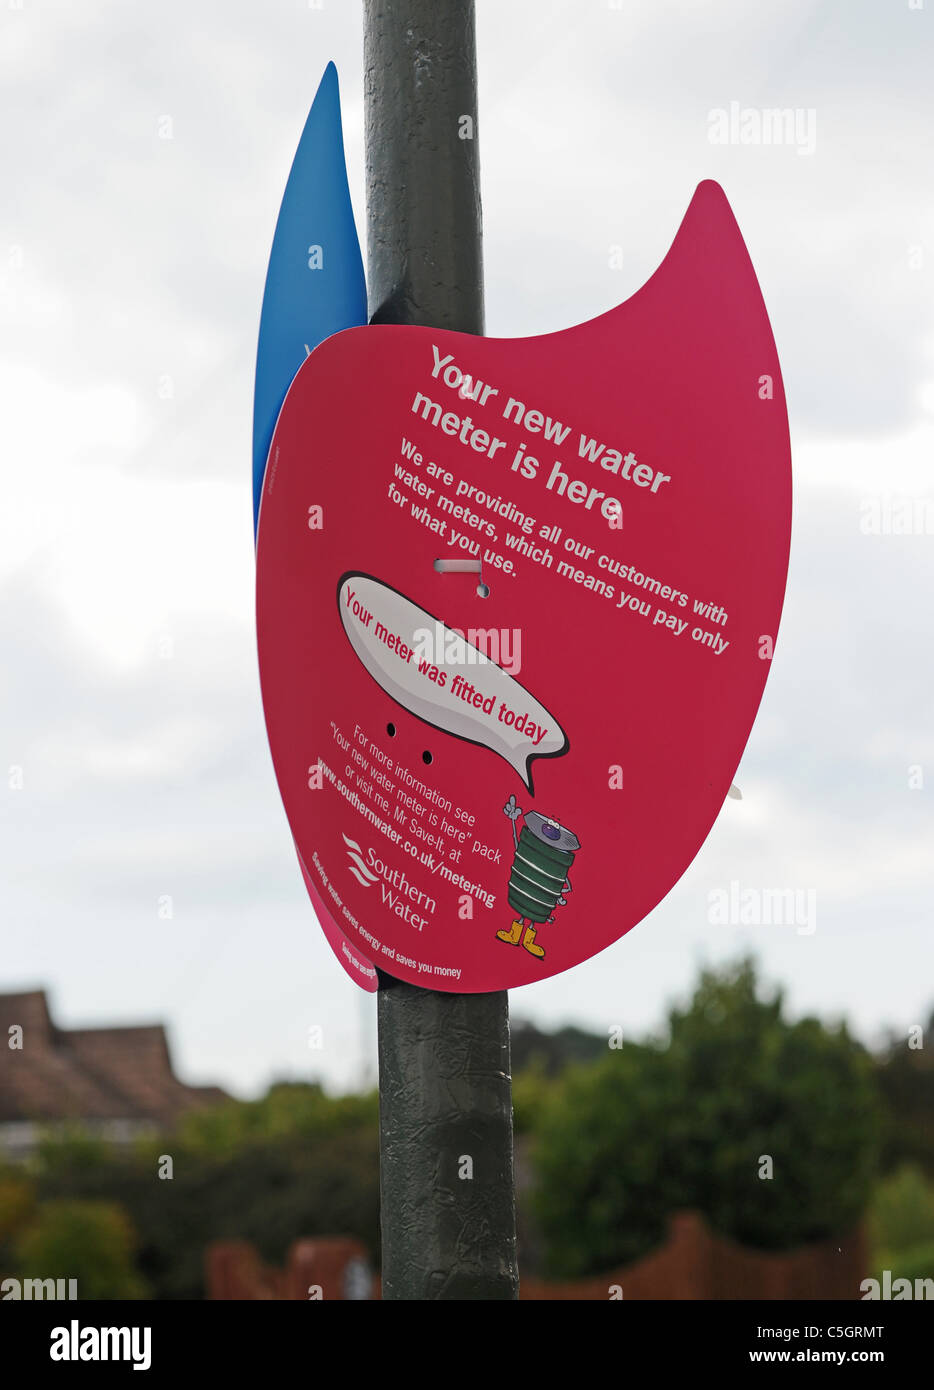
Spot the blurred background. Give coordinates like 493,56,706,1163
1,0,932,1297
2,960,933,1296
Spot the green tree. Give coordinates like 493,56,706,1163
34,1083,381,1299
872,1167,934,1267
14,1200,148,1299
0,1172,36,1243
532,1040,677,1274
876,1015,934,1176
531,959,881,1277
512,1058,553,1137
510,1020,606,1077
0,1171,37,1277
36,1126,111,1175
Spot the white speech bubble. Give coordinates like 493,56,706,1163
337,572,568,791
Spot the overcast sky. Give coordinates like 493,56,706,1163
2,0,932,1097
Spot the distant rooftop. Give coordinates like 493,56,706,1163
0,990,227,1143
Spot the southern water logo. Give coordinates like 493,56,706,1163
343,834,378,888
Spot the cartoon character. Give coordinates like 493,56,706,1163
497,794,580,960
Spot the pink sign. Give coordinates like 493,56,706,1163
256,181,791,993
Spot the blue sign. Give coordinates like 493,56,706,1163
252,62,367,534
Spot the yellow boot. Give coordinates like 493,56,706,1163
496,919,523,946
522,926,545,959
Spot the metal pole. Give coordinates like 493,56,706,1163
364,0,519,1301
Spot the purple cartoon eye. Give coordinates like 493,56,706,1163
542,822,561,841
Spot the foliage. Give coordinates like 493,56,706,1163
530,959,882,1278
12,965,918,1294
871,1242,934,1288
510,1020,607,1077
0,1172,36,1244
868,1164,934,1266
512,1058,553,1136
32,1083,380,1299
13,1199,148,1300
531,1040,677,1275
170,1081,378,1156
36,1127,111,1175
876,1016,934,1177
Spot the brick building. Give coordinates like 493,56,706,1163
0,990,227,1159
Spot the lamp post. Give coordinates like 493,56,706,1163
363,0,519,1301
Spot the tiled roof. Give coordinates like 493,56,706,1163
0,990,227,1128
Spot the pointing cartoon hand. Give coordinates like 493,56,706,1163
503,794,522,821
